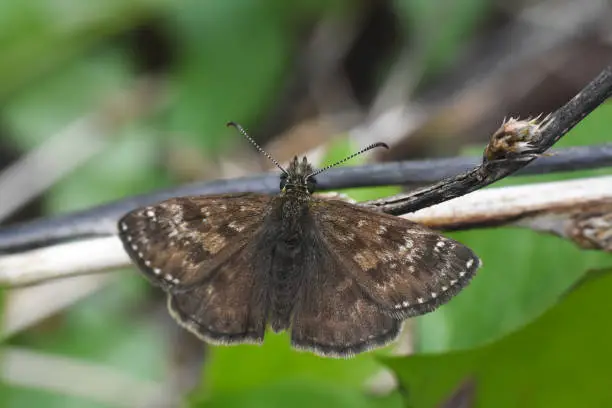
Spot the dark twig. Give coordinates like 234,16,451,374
364,66,612,215
3,174,609,288
1,141,612,254
0,66,610,253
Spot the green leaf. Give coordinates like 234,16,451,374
3,48,171,214
382,268,612,408
195,330,402,407
4,48,134,149
416,228,611,352
0,0,165,101
193,373,403,408
201,331,383,393
166,1,297,152
11,273,164,380
5,274,165,408
2,386,111,408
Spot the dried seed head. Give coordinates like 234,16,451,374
484,114,552,162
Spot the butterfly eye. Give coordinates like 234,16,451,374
280,174,288,190
306,177,317,193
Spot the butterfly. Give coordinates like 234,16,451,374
118,123,481,358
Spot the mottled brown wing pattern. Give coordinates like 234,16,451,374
167,239,269,345
118,193,272,291
311,199,481,319
291,243,401,357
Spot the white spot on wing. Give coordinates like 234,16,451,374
395,300,411,309
466,258,474,268
399,237,415,253
338,232,355,242
228,221,245,232
404,237,414,248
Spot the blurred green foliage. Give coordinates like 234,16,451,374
0,1,610,408
384,269,612,407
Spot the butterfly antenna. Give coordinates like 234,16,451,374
308,142,389,178
227,122,287,173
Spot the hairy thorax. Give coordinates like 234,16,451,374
267,191,313,331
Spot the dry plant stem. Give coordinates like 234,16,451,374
0,117,107,222
1,175,610,289
0,237,127,288
409,175,612,253
0,77,166,223
1,143,612,254
408,175,612,230
0,346,163,408
2,273,118,337
363,65,612,215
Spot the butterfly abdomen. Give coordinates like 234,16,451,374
267,239,307,332
266,196,312,332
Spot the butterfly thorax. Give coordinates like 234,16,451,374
276,156,316,244
265,156,318,331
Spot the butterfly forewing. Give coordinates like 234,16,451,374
311,199,481,318
118,193,273,291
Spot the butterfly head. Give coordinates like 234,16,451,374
280,156,317,195
226,121,389,197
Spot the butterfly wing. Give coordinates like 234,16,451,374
118,193,274,344
290,241,401,357
118,193,272,291
310,199,481,319
167,239,270,344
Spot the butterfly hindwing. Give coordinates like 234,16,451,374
118,193,273,291
290,240,401,357
311,198,481,318
167,240,269,345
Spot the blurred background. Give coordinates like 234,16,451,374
0,0,611,407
